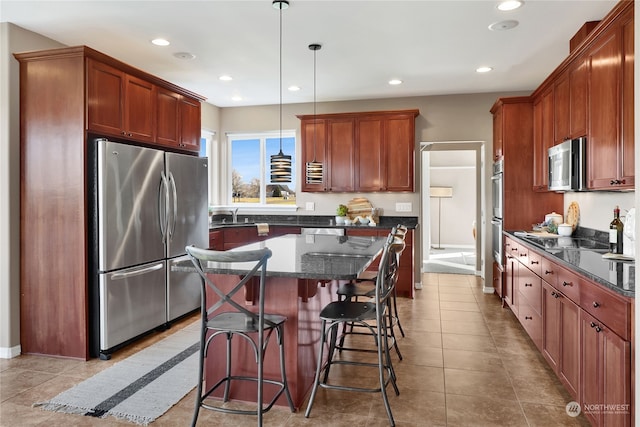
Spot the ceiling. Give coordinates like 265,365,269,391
2,0,618,107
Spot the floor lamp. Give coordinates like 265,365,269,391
430,186,453,250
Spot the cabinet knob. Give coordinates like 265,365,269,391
531,260,539,265
562,281,570,287
511,247,518,251
525,283,533,287
551,291,560,298
590,321,597,328
595,326,602,332
544,270,553,275
592,301,600,308
525,316,532,320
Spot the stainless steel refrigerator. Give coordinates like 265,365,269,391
93,138,208,359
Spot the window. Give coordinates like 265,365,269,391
228,131,296,206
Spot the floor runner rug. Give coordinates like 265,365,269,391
34,322,199,426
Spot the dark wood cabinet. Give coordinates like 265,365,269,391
553,57,588,145
581,310,631,427
585,4,633,190
492,261,503,298
179,96,202,152
506,235,633,427
87,58,156,143
208,230,224,250
298,110,418,193
532,88,554,191
620,10,634,189
15,46,205,359
491,98,562,231
542,281,580,400
327,118,356,192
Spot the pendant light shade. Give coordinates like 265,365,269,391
270,0,292,183
306,43,323,185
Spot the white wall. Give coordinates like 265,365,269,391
429,151,476,248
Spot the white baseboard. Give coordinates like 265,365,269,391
0,344,21,359
482,286,495,294
414,281,423,290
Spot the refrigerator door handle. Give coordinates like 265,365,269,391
168,171,178,242
110,262,164,281
159,171,170,244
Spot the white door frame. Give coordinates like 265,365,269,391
420,141,491,292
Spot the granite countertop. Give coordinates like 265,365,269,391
209,214,419,231
505,230,634,298
175,233,386,280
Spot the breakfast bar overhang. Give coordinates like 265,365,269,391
173,233,386,409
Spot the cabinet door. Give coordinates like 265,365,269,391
355,116,383,191
620,12,634,188
493,261,503,298
384,115,414,191
569,57,588,138
123,74,155,142
492,107,503,161
179,96,201,152
558,294,580,400
581,310,631,426
87,58,124,135
300,119,327,192
587,27,621,189
156,87,180,147
532,89,553,191
327,119,355,191
542,282,561,371
554,72,569,144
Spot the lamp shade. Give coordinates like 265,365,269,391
430,186,453,198
305,161,323,184
270,149,292,183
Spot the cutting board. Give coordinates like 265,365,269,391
346,198,373,220
514,231,560,238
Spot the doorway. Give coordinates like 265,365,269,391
420,141,486,284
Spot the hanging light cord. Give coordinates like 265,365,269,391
312,45,317,162
278,1,283,153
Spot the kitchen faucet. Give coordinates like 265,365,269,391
229,208,239,223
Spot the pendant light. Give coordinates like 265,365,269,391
306,43,323,184
270,0,292,183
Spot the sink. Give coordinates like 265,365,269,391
520,235,609,253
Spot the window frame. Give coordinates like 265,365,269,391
226,130,297,208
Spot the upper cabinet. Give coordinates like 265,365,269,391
85,47,204,153
531,0,634,192
298,109,418,193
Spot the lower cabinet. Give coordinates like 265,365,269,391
581,310,631,427
492,261,503,298
541,281,580,400
504,236,632,426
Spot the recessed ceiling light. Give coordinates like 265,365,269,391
488,20,519,31
388,79,403,85
174,52,196,60
219,75,233,81
151,38,170,46
476,66,493,73
497,0,523,11
231,96,243,102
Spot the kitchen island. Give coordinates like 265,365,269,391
173,233,385,409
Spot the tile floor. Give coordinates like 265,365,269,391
0,273,591,426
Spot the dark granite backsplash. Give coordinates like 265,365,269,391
210,214,419,229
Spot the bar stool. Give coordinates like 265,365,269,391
305,234,401,426
185,245,295,427
336,226,407,358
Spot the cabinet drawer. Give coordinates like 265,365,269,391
555,264,581,304
580,280,630,340
517,246,529,266
527,250,542,276
518,268,541,314
540,256,558,288
518,299,542,350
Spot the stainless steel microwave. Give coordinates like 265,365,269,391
548,137,587,192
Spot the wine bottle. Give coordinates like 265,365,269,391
609,206,624,254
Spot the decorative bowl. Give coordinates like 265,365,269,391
557,223,573,236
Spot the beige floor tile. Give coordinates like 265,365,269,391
445,394,528,426
0,272,584,426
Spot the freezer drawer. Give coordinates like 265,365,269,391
167,255,201,322
99,261,167,352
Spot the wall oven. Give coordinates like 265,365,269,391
491,160,503,265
